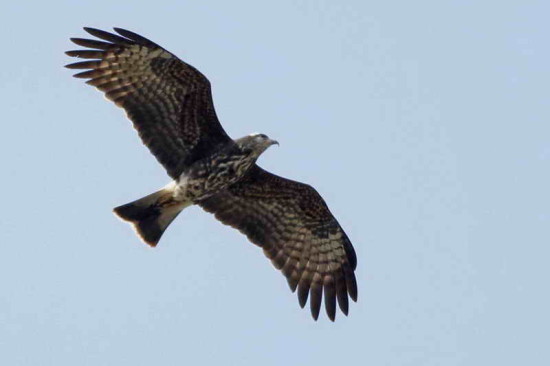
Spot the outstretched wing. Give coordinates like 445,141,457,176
66,27,231,179
199,166,358,321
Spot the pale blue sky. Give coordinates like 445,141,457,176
1,1,549,365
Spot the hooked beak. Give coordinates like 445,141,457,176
269,139,279,146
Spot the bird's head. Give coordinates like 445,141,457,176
236,133,279,158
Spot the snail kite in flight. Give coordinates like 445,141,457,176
66,27,357,321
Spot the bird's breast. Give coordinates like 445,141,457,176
174,153,254,202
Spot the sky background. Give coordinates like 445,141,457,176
1,1,549,365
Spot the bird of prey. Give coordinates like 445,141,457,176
66,27,357,321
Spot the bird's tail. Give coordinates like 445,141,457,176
113,186,191,246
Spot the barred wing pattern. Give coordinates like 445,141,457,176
199,166,357,321
66,28,231,179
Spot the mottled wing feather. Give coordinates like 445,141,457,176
66,27,231,178
199,166,357,321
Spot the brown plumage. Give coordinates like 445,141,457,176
66,27,357,321
66,27,229,179
199,166,357,320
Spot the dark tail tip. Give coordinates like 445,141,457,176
113,201,153,222
113,203,163,247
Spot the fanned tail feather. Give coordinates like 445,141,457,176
113,188,190,246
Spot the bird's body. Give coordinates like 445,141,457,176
174,135,277,202
66,27,358,321
115,134,278,244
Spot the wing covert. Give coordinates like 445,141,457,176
199,166,358,321
66,27,231,178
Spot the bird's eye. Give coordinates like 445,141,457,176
259,134,268,139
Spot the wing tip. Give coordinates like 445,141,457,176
83,26,97,33
113,26,129,33
311,311,320,321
